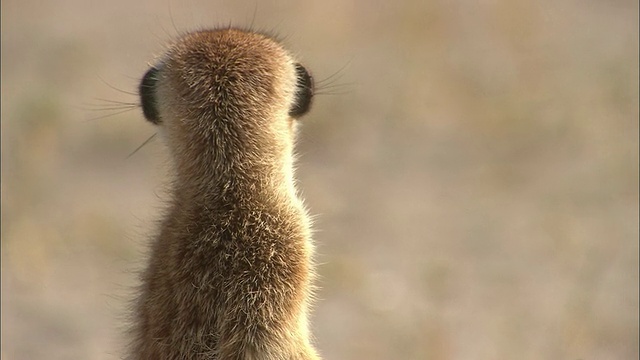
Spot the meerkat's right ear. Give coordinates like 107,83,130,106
140,66,161,125
288,63,314,118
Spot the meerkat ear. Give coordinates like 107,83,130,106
140,66,161,124
288,63,314,118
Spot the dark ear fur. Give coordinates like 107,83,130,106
289,63,314,118
140,66,161,124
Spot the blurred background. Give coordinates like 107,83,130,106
2,0,638,359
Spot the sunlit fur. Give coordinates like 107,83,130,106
129,28,319,360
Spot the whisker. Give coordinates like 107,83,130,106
84,106,138,112
98,75,139,96
316,82,353,91
92,98,139,106
127,133,158,159
249,2,259,32
315,81,354,96
315,90,351,96
79,99,139,111
81,102,139,110
168,0,179,36
315,73,345,86
84,105,139,112
84,107,138,122
148,14,174,49
315,60,352,86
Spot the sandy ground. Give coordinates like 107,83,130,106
2,0,638,359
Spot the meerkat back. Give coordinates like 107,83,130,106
130,28,319,360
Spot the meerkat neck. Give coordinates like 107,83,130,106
171,151,297,209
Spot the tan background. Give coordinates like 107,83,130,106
2,0,638,359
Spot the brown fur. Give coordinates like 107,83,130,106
129,28,320,360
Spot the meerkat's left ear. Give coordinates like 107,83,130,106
140,66,161,125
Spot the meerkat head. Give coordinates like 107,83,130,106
138,28,314,181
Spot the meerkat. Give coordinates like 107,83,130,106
130,28,319,360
